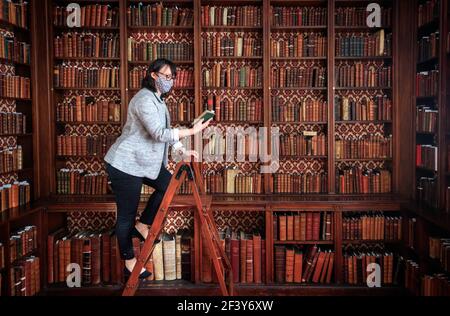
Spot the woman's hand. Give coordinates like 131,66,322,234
177,118,212,139
192,118,212,135
182,149,199,160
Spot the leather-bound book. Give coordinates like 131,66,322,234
325,252,334,284
293,249,303,283
153,241,164,281
302,245,318,282
274,246,285,283
47,228,66,284
253,232,262,284
81,233,92,285
300,213,307,241
279,214,287,241
180,229,192,281
287,214,294,241
261,238,266,283
239,231,247,283
312,250,326,283
246,233,253,283
176,230,182,280
273,213,278,241
101,229,112,283
230,230,240,283
312,213,321,240
306,213,313,240
285,247,295,283
319,251,331,284
162,233,176,281
110,234,118,284
294,215,301,241
90,233,101,285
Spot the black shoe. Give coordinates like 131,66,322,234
123,266,152,279
131,226,161,244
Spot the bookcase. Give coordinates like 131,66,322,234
0,0,443,296
0,0,43,296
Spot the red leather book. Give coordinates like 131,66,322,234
293,250,303,283
230,231,240,283
274,246,285,283
239,232,247,283
261,238,265,283
279,214,287,241
253,233,261,284
47,228,66,284
326,252,335,284
312,250,326,283
287,215,294,241
320,251,331,284
285,247,295,283
312,212,320,240
246,235,253,283
306,213,313,240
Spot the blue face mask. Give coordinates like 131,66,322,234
155,75,173,94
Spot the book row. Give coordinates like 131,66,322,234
272,173,328,194
415,144,438,171
270,33,326,58
273,212,333,242
56,169,109,195
335,30,391,57
342,213,402,241
416,70,439,97
10,256,40,296
127,3,194,27
335,7,392,27
272,96,327,123
53,5,120,28
0,145,22,173
271,7,327,27
271,66,326,88
56,96,121,123
0,0,28,29
417,32,439,62
416,176,438,209
336,167,392,194
201,6,262,27
202,64,263,88
429,237,450,273
9,225,38,264
274,245,334,284
335,63,391,88
127,38,193,62
416,106,438,133
54,32,120,59
417,0,440,27
334,94,393,122
335,135,393,160
203,33,262,57
204,94,262,122
0,74,30,99
0,181,31,211
0,31,30,64
278,133,327,157
56,135,118,157
53,64,120,89
0,111,27,135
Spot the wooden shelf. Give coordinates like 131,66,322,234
128,60,194,65
128,25,194,32
0,19,29,32
56,121,121,125
41,280,407,296
53,87,120,91
54,57,120,61
335,120,392,124
274,240,333,245
0,58,30,67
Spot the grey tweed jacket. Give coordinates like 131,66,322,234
104,88,184,179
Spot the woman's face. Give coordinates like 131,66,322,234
151,65,174,83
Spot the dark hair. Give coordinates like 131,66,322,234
141,58,177,98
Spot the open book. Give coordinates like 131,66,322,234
192,109,215,126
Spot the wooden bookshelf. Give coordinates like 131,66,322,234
16,0,440,296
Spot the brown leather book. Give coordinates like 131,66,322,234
274,246,286,283
230,231,240,284
261,238,266,283
325,252,334,284
273,213,278,241
300,213,307,241
47,228,66,284
239,232,247,283
312,250,326,283
302,245,318,282
90,233,101,285
306,213,313,240
246,234,253,283
294,215,301,241
285,247,295,283
252,233,262,284
279,214,287,241
320,251,331,284
293,250,303,283
287,214,294,241
101,229,112,283
312,213,321,240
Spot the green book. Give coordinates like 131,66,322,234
192,109,215,126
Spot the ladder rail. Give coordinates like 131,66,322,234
121,160,234,296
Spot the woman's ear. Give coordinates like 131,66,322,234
150,72,158,80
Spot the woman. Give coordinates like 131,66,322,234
104,58,210,279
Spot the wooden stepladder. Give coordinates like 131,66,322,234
122,160,234,296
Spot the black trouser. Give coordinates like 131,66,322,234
106,162,172,260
